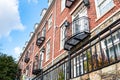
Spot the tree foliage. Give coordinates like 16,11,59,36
0,53,18,80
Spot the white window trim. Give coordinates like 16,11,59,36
94,0,115,19
41,27,46,37
48,0,53,6
48,15,52,30
73,56,86,77
46,40,50,61
39,51,44,68
101,31,120,58
60,24,66,50
61,0,66,12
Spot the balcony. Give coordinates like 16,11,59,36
64,16,90,51
65,0,75,8
24,57,30,63
36,37,45,47
32,69,42,75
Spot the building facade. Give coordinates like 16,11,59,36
18,0,120,80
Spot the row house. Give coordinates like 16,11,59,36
18,0,120,80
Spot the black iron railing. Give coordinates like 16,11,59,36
24,57,30,63
33,18,120,80
32,58,42,75
36,37,45,47
64,16,90,51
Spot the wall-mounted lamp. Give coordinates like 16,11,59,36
64,20,70,27
65,0,75,8
41,47,45,52
83,0,90,7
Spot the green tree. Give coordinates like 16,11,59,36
0,53,18,80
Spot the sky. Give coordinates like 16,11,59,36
0,0,48,61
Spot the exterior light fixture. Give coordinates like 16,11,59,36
65,0,75,8
64,20,70,27
83,0,90,7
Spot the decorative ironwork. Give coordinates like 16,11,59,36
64,16,90,51
24,57,30,63
32,69,42,75
36,37,45,47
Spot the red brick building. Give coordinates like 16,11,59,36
18,0,120,80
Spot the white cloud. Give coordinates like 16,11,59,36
14,47,21,54
0,0,25,38
28,0,38,4
14,46,21,60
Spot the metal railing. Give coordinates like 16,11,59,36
65,16,89,39
33,18,120,80
64,16,90,51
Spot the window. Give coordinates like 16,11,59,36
39,51,44,68
46,40,50,61
72,6,87,35
26,66,29,76
48,15,52,29
61,0,66,12
95,0,114,17
41,27,46,37
25,51,29,58
29,43,34,54
31,43,34,53
60,25,66,49
37,32,41,38
102,32,120,60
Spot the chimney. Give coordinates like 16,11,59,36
48,0,53,6
29,32,34,38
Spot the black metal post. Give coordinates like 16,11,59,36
68,51,71,79
109,27,117,61
41,70,43,80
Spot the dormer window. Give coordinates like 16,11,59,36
48,0,53,6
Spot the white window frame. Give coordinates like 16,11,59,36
60,24,66,50
102,31,120,59
48,0,53,6
61,0,66,12
48,15,52,30
95,0,114,18
46,40,50,61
